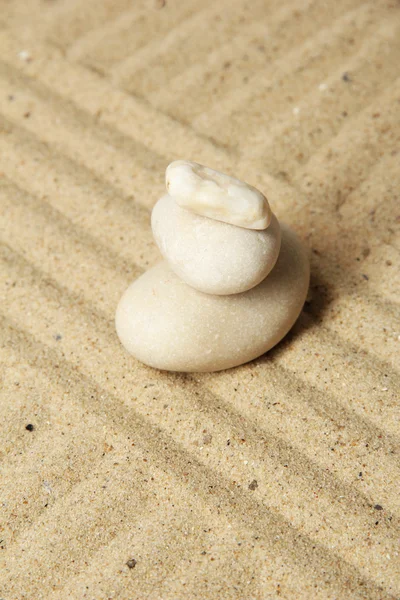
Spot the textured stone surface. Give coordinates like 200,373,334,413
151,194,281,295
166,160,271,229
116,226,309,372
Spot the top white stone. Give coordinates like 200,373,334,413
166,160,272,230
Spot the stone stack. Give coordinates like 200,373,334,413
116,161,309,372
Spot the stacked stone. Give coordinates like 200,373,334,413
116,161,309,372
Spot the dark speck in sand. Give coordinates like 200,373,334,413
249,480,258,491
126,558,137,569
25,424,34,431
374,504,383,511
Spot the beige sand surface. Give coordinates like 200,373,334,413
0,0,399,598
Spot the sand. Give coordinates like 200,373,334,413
0,0,399,598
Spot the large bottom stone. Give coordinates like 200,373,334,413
115,225,309,372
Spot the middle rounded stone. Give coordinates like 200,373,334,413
151,194,281,295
